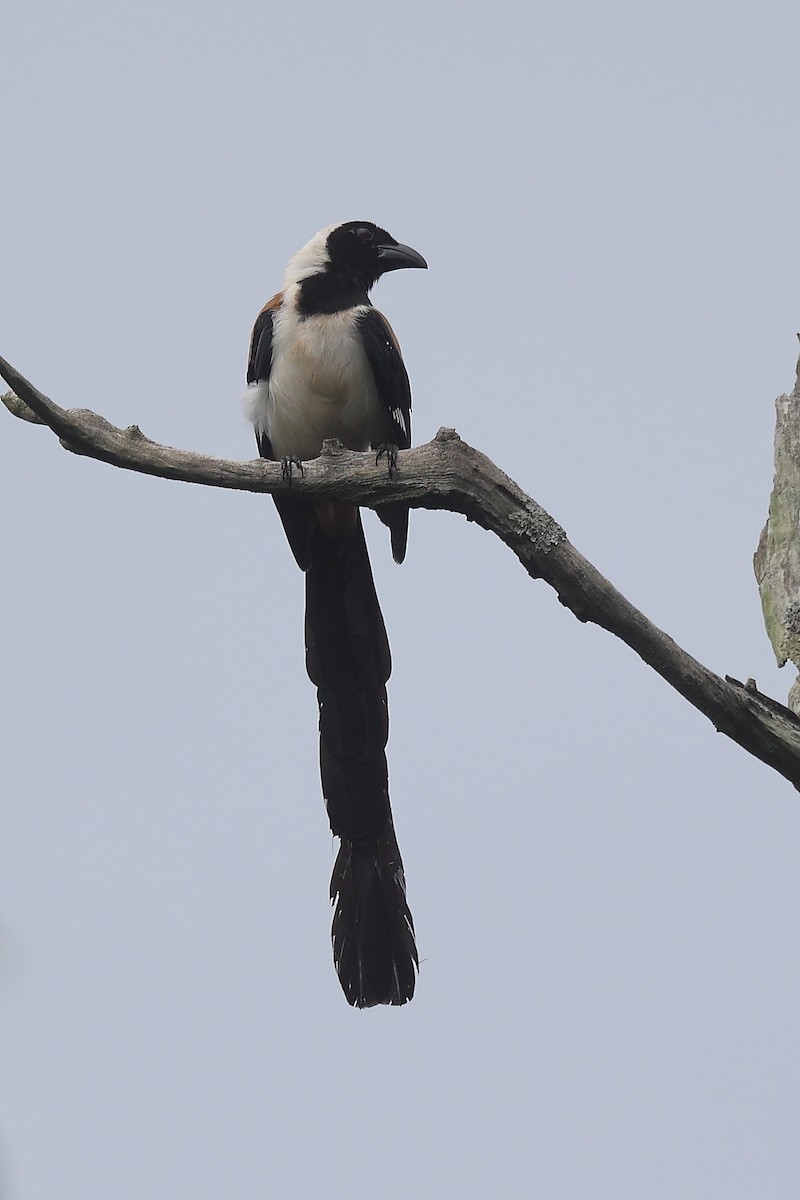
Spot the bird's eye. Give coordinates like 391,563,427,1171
355,227,374,242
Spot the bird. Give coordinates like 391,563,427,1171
243,221,427,1006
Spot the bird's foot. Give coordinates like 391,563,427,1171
280,455,304,486
374,443,399,477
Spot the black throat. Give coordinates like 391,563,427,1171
296,272,372,317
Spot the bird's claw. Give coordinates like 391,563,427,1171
374,443,399,477
281,455,304,486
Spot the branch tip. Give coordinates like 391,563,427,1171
2,390,46,425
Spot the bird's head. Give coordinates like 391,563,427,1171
284,221,427,291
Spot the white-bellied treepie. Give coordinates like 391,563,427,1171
244,221,427,1007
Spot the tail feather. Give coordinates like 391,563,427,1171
330,825,418,1008
304,512,417,1006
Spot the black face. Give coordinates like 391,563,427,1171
325,222,427,289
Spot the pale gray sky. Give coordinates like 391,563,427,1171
3,1,800,1196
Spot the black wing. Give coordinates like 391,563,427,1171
357,308,412,564
356,308,412,451
247,295,279,386
247,295,280,459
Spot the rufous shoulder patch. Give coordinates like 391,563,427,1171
259,291,284,314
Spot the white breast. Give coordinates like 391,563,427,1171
244,291,388,461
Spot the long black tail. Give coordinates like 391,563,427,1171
304,512,417,1007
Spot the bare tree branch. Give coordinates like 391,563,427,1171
4,352,800,790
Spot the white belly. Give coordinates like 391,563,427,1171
244,300,388,461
